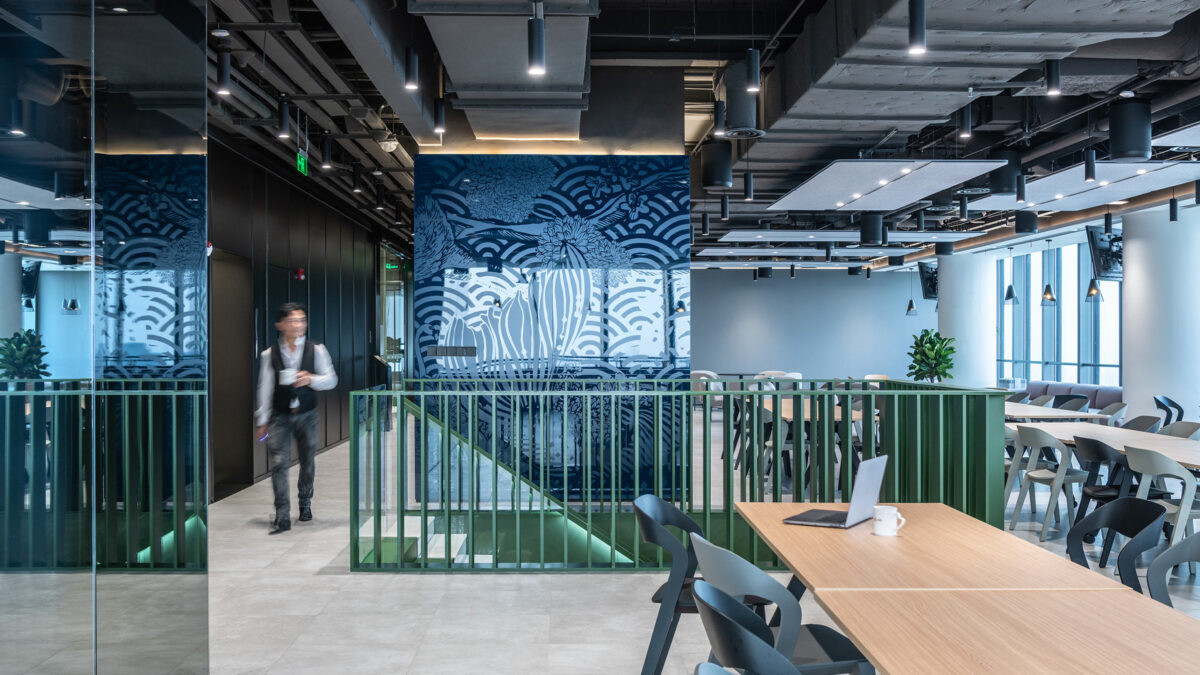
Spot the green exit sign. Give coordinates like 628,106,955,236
296,151,309,176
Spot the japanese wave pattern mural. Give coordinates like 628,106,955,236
414,155,691,380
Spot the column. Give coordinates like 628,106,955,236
1121,207,1200,418
937,251,997,388
0,252,22,338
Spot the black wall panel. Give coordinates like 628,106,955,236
208,141,378,496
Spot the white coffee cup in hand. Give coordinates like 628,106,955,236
278,368,297,386
872,505,906,536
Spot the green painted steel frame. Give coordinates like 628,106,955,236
349,378,1005,572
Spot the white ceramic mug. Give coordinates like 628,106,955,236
278,368,297,386
872,505,906,536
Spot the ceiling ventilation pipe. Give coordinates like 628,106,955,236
860,214,884,245
1109,99,1152,160
700,141,734,190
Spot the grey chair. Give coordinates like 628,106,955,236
1121,415,1162,433
1065,497,1166,593
692,579,873,675
1007,392,1030,404
633,494,770,675
695,664,735,675
1158,421,1200,440
1011,426,1088,541
1029,394,1054,407
1096,402,1128,426
690,534,869,671
1148,532,1200,607
1055,397,1090,413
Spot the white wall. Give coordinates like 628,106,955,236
1122,205,1200,419
37,269,91,379
937,251,998,388
691,269,936,378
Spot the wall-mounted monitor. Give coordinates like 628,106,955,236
1086,225,1123,281
918,261,938,299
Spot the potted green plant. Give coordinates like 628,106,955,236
906,329,955,383
0,329,51,380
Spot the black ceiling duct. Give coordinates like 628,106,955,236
721,58,763,139
700,141,733,190
1109,99,1152,160
925,189,957,212
860,213,884,245
1015,211,1039,234
888,255,905,266
988,150,1022,196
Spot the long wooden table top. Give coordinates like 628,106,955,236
1019,421,1200,470
814,589,1200,675
760,397,867,423
734,502,1124,591
1005,401,1109,421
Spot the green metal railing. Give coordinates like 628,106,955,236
0,379,207,570
350,378,1005,571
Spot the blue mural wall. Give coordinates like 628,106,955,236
414,155,691,380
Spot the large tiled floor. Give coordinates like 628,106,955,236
209,437,1200,674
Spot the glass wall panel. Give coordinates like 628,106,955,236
0,2,95,672
1028,252,1042,381
1060,244,1079,383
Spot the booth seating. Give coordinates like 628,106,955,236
1023,380,1122,412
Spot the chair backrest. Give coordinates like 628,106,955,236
1055,397,1090,412
1007,392,1030,404
1071,436,1125,468
692,370,719,380
1148,531,1200,607
1158,420,1200,440
1066,497,1166,593
1052,393,1089,409
1016,425,1070,471
1097,402,1128,424
633,494,702,586
863,374,889,381
1029,394,1054,407
694,664,735,675
1154,395,1185,426
1121,415,1161,433
692,580,799,675
1127,446,1197,508
690,534,803,657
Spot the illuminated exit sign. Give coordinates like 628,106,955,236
296,151,309,176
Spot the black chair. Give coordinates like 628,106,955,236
1071,437,1169,563
1066,497,1166,593
1155,395,1185,426
1052,393,1089,409
633,494,770,675
1147,531,1200,607
1121,415,1162,433
692,580,874,675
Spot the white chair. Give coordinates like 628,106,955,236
691,370,723,409
753,371,786,391
1158,421,1200,440
1127,446,1200,568
863,374,889,381
1011,426,1087,541
1096,402,1128,426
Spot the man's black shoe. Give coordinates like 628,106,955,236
269,517,291,535
299,506,312,522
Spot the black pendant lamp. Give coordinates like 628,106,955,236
1170,195,1179,222
1016,173,1027,204
752,268,758,282
745,48,761,93
713,100,726,137
352,166,363,193
790,264,796,279
1004,247,1018,305
1085,278,1103,303
908,0,926,55
528,2,546,76
1044,59,1061,96
1084,148,1096,183
906,299,918,316
743,171,754,201
720,194,730,220
1041,284,1057,306
825,244,833,262
1104,211,1113,235
433,99,446,134
216,51,233,96
321,133,333,170
702,211,710,236
405,47,420,90
276,98,291,139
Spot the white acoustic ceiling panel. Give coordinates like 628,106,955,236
719,229,983,243
691,261,851,269
969,161,1200,212
768,159,1006,212
1152,121,1200,148
698,246,907,258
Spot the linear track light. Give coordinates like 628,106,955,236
1044,59,1061,96
434,99,446,134
1084,148,1096,182
908,0,926,55
528,2,546,76
405,47,419,90
216,51,232,96
276,99,290,139
745,48,761,93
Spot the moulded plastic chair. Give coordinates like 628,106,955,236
692,370,723,408
691,579,874,675
695,664,735,675
1121,415,1161,434
1066,497,1166,593
1127,447,1200,554
1158,421,1200,440
1148,532,1200,607
1096,402,1128,426
690,534,869,670
1004,425,1046,516
1155,395,1185,427
1029,394,1054,407
1071,436,1169,564
1053,393,1089,409
634,494,765,675
1011,426,1088,541
1007,392,1030,404
783,372,805,391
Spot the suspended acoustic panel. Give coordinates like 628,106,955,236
698,246,906,258
768,159,1006,212
719,229,983,243
691,260,851,269
969,161,1200,212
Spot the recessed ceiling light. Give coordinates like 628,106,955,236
808,234,815,238
852,193,862,199
755,234,762,239
112,7,129,12
211,28,230,38
1119,90,1136,99
1109,200,1129,205
836,201,845,207
1136,168,1148,175
1054,193,1064,199
1026,202,1037,207
900,167,912,174
16,200,30,206
1099,180,1109,186
878,179,889,186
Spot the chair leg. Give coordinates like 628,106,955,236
1063,485,1077,525
642,603,681,675
1040,477,1066,542
1010,479,1032,531
1002,459,1021,514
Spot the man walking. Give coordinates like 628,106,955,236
255,302,337,534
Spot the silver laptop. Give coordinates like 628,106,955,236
782,455,888,529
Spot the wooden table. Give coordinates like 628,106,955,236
1005,401,1109,421
760,397,867,423
1019,421,1200,470
814,588,1200,675
735,502,1123,591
